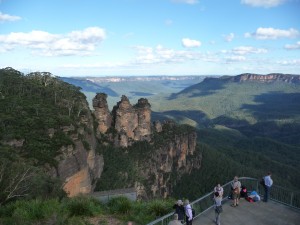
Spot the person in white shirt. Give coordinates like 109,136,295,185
214,183,224,197
184,199,193,225
263,172,273,202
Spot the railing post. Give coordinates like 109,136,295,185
290,192,294,206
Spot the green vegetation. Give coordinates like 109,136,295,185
0,195,175,225
1,68,300,223
0,67,91,204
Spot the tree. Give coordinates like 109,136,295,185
0,158,36,205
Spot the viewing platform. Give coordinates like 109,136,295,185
147,177,300,225
193,198,299,225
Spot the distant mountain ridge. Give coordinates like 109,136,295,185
221,73,300,84
64,75,209,83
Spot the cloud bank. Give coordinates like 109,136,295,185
0,27,106,56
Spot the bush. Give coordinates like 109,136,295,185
147,199,173,217
107,196,132,214
63,195,103,217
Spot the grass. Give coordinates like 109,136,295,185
0,195,176,225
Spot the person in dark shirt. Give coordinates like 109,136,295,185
173,200,185,223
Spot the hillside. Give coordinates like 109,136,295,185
151,74,300,143
151,73,300,192
0,67,203,201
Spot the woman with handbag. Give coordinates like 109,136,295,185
231,176,241,207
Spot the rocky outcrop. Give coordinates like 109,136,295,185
233,73,300,84
93,93,112,133
93,94,152,147
112,95,138,140
93,94,201,199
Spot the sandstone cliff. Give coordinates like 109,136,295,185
93,94,201,199
93,94,152,147
232,73,300,83
139,125,201,199
49,103,104,196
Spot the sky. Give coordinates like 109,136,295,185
0,0,300,77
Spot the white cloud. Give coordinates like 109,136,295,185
0,27,106,56
0,12,21,22
245,27,300,40
276,59,300,65
285,41,300,50
171,0,199,4
224,33,235,42
182,38,201,48
133,45,201,64
241,0,287,8
232,46,268,55
225,55,247,63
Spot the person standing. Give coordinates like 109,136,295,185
214,183,224,197
168,214,182,225
173,200,185,223
231,176,241,207
263,172,273,202
184,199,193,225
214,191,223,225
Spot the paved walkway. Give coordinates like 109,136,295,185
193,198,300,225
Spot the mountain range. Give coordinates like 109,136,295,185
60,73,300,194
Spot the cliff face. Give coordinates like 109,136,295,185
141,129,200,199
93,94,151,147
93,93,201,199
233,73,300,83
50,105,104,196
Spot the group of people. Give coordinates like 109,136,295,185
168,173,273,225
169,199,193,225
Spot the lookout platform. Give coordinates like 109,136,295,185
193,198,300,225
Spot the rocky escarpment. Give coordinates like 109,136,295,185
49,104,104,196
93,94,201,199
137,123,201,199
232,73,300,83
93,93,151,147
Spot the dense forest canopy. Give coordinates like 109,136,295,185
0,67,90,205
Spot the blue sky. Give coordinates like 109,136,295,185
0,0,299,76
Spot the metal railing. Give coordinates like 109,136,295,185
146,177,300,225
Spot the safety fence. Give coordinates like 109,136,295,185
146,177,300,225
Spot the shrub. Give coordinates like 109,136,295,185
146,199,173,217
107,196,132,214
63,195,103,217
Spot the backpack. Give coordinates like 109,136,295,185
192,208,195,218
186,206,195,218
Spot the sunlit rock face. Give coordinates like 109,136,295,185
45,100,104,197
93,93,112,134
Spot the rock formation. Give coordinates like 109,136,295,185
93,94,152,147
93,93,112,134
